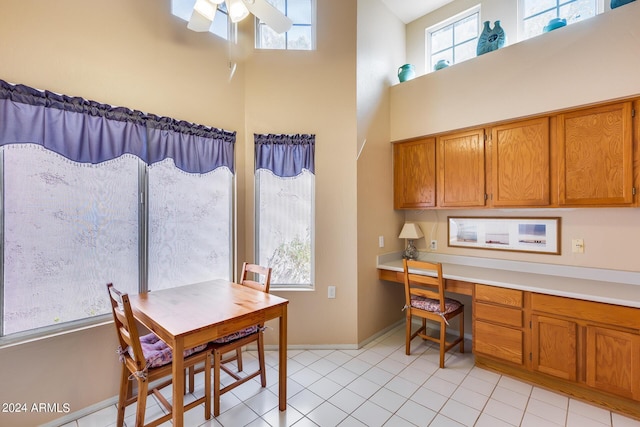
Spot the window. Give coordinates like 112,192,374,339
255,134,315,288
0,80,235,341
256,0,314,50
519,0,601,40
171,0,231,40
426,6,480,72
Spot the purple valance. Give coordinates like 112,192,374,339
254,133,315,177
0,80,235,174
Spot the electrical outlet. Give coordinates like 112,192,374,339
430,240,437,250
378,235,384,248
328,286,336,299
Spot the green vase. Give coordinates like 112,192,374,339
397,64,416,83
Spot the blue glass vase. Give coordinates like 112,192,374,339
477,20,506,56
611,0,635,8
397,64,416,83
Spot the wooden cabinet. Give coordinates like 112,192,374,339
437,128,487,207
491,117,551,207
473,284,524,365
391,97,638,210
531,314,577,381
528,292,640,408
557,101,635,206
585,325,640,401
393,138,436,209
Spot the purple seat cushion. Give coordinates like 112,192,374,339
410,296,462,315
134,333,207,368
211,326,259,344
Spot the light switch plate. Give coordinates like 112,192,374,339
572,238,584,253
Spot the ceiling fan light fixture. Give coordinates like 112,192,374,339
193,0,217,20
226,0,250,23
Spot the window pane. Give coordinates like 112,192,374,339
287,26,312,50
454,13,478,44
287,0,311,24
431,26,453,53
523,10,556,38
256,169,313,286
259,24,286,49
560,0,596,23
148,160,232,291
3,145,139,335
523,0,557,16
454,39,477,63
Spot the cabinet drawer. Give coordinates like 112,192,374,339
474,320,523,365
475,284,523,308
475,302,522,327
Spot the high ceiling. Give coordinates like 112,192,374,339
380,0,455,24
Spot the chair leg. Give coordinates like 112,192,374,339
405,313,412,355
439,321,446,368
236,348,243,371
116,366,129,427
135,378,149,427
188,365,195,393
213,349,221,417
257,332,267,387
204,353,212,419
459,310,465,353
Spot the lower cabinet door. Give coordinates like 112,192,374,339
586,325,640,400
475,320,523,365
531,314,577,381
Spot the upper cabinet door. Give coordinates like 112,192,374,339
558,102,634,206
437,129,486,207
491,117,550,207
393,138,436,209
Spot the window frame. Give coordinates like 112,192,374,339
255,0,316,51
425,5,481,73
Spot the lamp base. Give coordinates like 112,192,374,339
402,240,418,260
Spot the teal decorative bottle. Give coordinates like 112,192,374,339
611,0,635,8
477,20,506,56
397,64,416,83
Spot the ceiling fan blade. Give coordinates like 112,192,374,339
187,9,214,32
243,0,292,34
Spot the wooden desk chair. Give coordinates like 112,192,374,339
211,262,271,416
402,259,464,368
107,283,211,427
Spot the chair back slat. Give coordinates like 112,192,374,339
403,259,446,308
239,262,271,293
107,283,147,371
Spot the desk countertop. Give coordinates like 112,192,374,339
377,252,640,308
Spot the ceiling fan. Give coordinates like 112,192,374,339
187,0,293,34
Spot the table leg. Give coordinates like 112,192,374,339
279,305,287,411
172,337,185,427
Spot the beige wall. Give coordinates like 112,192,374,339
244,0,360,347
355,0,407,343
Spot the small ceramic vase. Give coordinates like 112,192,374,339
477,20,506,56
397,64,416,83
434,59,450,71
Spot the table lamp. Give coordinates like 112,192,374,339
399,223,423,260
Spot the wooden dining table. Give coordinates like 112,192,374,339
128,279,289,427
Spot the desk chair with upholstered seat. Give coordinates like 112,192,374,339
107,283,211,427
402,259,464,368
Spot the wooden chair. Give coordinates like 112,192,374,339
212,262,271,416
107,283,211,427
402,259,464,368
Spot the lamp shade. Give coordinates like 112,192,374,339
399,223,423,240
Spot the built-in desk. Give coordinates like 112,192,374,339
377,252,640,420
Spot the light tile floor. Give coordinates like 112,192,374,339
58,326,640,427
